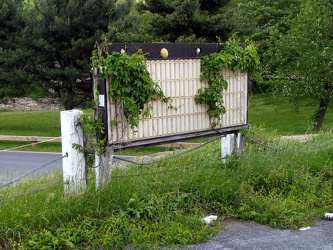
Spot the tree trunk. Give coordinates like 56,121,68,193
313,82,331,131
314,98,329,131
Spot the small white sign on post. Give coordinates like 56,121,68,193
98,95,105,107
61,110,86,195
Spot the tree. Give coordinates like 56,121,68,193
20,0,116,109
223,0,301,49
0,0,32,98
108,0,155,43
266,0,333,131
136,0,231,42
221,0,303,93
0,0,21,48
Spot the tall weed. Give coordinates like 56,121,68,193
1,131,333,248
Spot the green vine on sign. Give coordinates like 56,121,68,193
195,37,261,126
92,44,173,130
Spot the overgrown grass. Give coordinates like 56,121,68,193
1,129,333,249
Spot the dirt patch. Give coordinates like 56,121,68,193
281,134,318,142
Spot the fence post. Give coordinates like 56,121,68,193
221,133,235,163
95,149,113,189
221,132,245,162
61,110,86,195
235,132,246,158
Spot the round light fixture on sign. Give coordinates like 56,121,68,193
160,48,169,59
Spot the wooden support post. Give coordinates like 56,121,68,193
61,110,86,195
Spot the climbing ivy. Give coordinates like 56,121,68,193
195,37,262,126
74,113,106,167
92,44,172,129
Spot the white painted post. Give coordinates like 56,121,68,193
221,132,246,162
61,110,86,195
221,133,235,163
235,132,246,158
95,149,113,189
95,152,101,189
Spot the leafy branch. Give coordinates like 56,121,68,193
195,37,262,126
92,44,173,129
73,113,106,168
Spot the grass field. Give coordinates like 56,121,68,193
0,110,61,136
248,93,333,135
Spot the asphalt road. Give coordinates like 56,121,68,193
0,151,63,185
177,218,333,250
0,151,136,186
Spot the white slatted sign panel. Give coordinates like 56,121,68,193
107,59,247,145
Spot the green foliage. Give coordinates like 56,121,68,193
195,37,261,126
222,0,302,92
265,0,333,130
0,0,25,51
224,0,301,41
248,93,333,135
0,110,61,136
72,113,106,167
234,134,333,228
136,0,230,42
1,131,333,247
108,1,156,43
15,0,117,109
0,0,33,98
92,45,172,129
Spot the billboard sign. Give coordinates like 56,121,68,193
95,43,248,149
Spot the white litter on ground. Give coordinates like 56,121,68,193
325,213,333,220
201,215,218,224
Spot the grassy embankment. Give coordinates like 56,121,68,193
0,93,332,249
